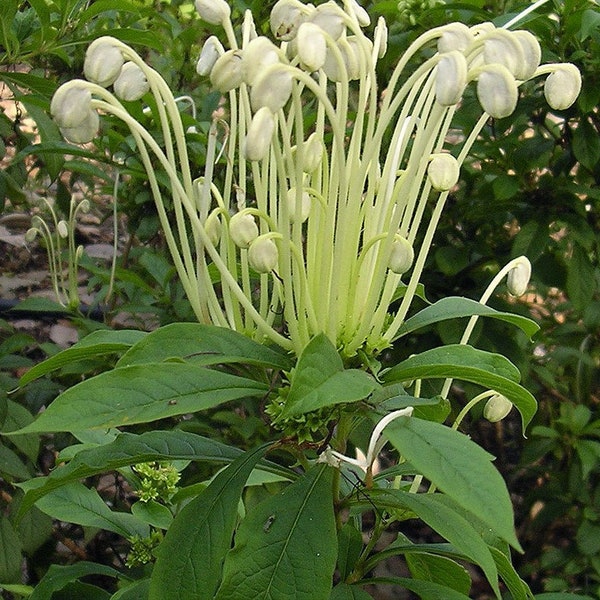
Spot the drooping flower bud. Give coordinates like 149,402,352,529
248,236,279,273
210,50,244,93
204,211,222,246
242,37,281,86
25,228,38,243
296,22,327,72
250,64,293,112
483,393,513,423
57,220,69,239
483,30,524,79
245,107,275,162
476,64,518,119
301,132,324,173
51,81,92,129
113,62,149,102
309,2,346,40
229,212,259,248
506,257,531,297
60,110,100,144
84,37,124,87
78,199,91,213
270,0,312,41
196,36,225,76
349,0,370,27
428,153,460,191
435,51,467,106
373,16,388,58
388,234,414,275
286,188,311,223
512,30,541,81
544,64,581,111
194,0,231,25
437,22,472,53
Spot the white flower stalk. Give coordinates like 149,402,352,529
84,37,124,87
51,4,580,356
114,62,149,101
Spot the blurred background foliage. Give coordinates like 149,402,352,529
1,0,599,596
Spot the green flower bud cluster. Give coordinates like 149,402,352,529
126,530,163,568
397,0,443,27
133,462,180,503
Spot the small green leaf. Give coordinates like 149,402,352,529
330,583,373,599
337,522,363,580
489,547,534,600
110,579,150,600
0,516,22,583
215,464,337,600
131,500,173,530
0,443,31,481
406,553,471,595
573,119,600,172
9,363,269,434
149,444,270,600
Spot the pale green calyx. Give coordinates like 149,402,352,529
114,62,149,102
476,64,518,119
506,257,531,296
194,0,230,25
428,153,459,191
84,36,124,87
388,235,414,275
229,212,260,249
483,393,513,423
248,236,279,273
245,107,276,162
210,50,244,93
544,64,582,111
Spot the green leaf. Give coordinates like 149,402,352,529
117,323,292,370
0,72,56,96
110,579,150,600
28,562,123,600
9,363,269,434
337,522,363,580
215,464,337,600
16,431,293,519
566,243,596,313
149,444,270,600
0,516,22,583
367,577,471,599
1,399,38,462
489,546,534,600
573,118,600,171
383,345,537,430
0,443,31,481
330,583,373,599
79,0,141,20
281,334,378,418
395,297,539,339
406,553,471,595
35,482,148,539
372,490,499,597
19,329,147,386
131,500,173,530
382,417,520,551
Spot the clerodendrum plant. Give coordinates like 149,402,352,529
7,1,584,599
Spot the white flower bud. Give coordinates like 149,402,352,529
389,235,414,274
309,2,346,40
78,199,91,213
350,0,370,27
25,228,38,243
229,212,259,248
194,0,231,25
373,17,388,58
483,393,513,423
197,36,225,76
242,37,281,86
435,51,467,106
286,188,311,223
76,245,84,260
57,220,69,238
84,37,124,87
245,107,275,162
302,132,324,173
507,257,531,297
113,62,149,101
483,30,525,79
51,81,92,129
210,49,244,93
248,236,279,273
437,22,472,53
297,22,327,72
204,211,222,246
60,110,100,144
343,37,365,80
270,0,312,41
428,153,460,192
512,30,541,81
476,64,518,119
250,64,293,112
544,64,581,111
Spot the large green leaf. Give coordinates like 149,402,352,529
395,297,539,339
19,329,147,386
0,516,22,583
111,579,150,600
149,444,270,600
9,363,269,434
490,547,534,600
406,553,471,595
215,464,337,600
383,345,537,430
330,584,372,599
35,482,148,538
381,417,520,551
16,431,293,519
280,334,378,418
117,323,292,370
367,577,472,600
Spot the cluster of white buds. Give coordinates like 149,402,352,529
48,1,581,356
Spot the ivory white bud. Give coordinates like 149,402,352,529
84,37,124,87
476,64,518,119
242,37,281,86
507,257,531,297
302,132,324,173
197,36,225,76
437,22,472,53
25,228,38,243
373,16,388,58
194,0,231,25
297,22,327,72
57,220,69,239
51,81,92,129
483,393,513,423
248,236,279,273
512,30,541,80
483,30,524,78
389,235,414,275
204,211,222,246
229,212,259,248
78,199,91,214
210,50,244,93
309,2,346,40
250,64,293,112
350,0,370,27
245,107,275,162
60,110,100,144
544,64,581,111
113,62,149,101
270,0,312,41
428,153,460,192
286,188,311,223
435,51,467,106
